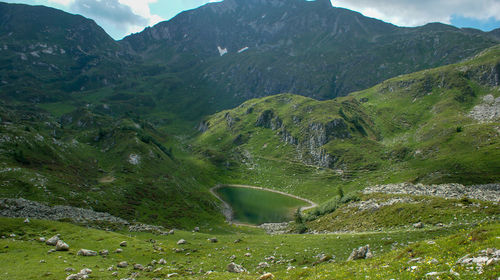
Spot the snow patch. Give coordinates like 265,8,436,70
237,47,249,53
217,46,228,56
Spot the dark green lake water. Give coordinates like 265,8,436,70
215,186,308,225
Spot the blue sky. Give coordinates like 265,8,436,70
3,0,500,39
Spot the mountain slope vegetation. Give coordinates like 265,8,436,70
196,45,500,203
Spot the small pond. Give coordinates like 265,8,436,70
214,186,309,225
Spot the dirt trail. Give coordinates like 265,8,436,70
210,184,318,226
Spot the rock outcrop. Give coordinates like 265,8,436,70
0,198,129,225
347,245,373,261
363,183,500,202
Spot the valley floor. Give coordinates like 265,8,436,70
0,217,498,279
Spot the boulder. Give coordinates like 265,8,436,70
193,227,200,232
227,262,247,273
56,240,69,251
119,241,127,247
80,268,92,275
176,239,187,245
158,258,167,265
257,262,270,269
208,238,218,243
413,222,424,229
117,261,128,268
23,218,30,223
77,249,97,256
347,245,373,261
133,263,144,270
115,248,123,253
46,234,60,246
99,249,109,256
259,273,275,280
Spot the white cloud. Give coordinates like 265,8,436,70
118,0,164,26
331,0,500,27
47,0,73,5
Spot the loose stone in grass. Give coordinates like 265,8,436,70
115,248,123,253
208,238,218,243
117,261,128,268
227,262,246,273
133,263,144,270
168,229,175,235
46,234,60,246
99,249,109,256
167,273,179,277
65,268,75,272
39,237,46,242
56,240,69,251
259,273,275,280
111,271,118,276
244,253,251,257
119,241,127,247
258,262,270,269
193,227,200,232
413,222,424,228
158,258,167,265
77,249,97,256
347,245,373,261
177,239,187,245
23,218,29,223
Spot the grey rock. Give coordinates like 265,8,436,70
99,249,109,256
119,241,127,247
133,263,144,270
117,261,128,268
413,222,424,229
259,273,275,280
208,238,218,243
56,240,69,251
227,262,247,273
46,234,60,246
347,245,373,261
77,249,97,256
115,248,123,253
176,239,187,245
257,262,270,269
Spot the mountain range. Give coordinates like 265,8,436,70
1,0,500,120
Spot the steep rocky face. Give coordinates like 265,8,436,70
122,0,500,103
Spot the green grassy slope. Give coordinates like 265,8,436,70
0,217,497,279
0,103,222,229
195,45,500,204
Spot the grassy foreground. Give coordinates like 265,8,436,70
0,217,498,279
